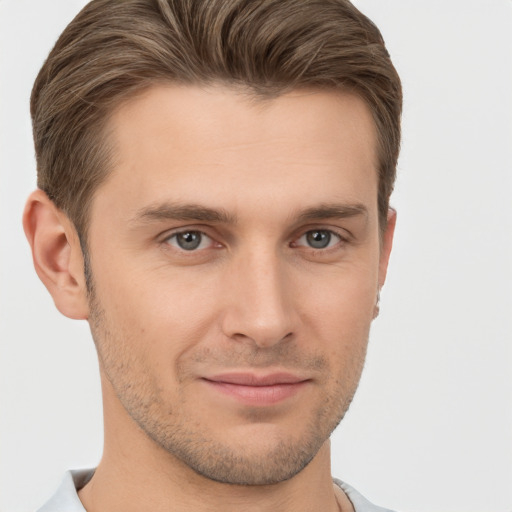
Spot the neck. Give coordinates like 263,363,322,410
80,443,346,512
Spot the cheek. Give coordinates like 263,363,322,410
91,261,223,362
301,262,378,327
295,260,378,377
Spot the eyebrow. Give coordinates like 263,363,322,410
131,203,237,225
130,201,368,226
295,203,368,223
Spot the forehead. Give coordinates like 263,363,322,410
93,84,378,224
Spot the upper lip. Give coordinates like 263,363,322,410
204,372,309,386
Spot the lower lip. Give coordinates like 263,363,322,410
203,380,308,405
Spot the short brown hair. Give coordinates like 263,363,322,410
31,0,402,239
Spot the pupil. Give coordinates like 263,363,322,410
307,230,330,249
177,231,201,250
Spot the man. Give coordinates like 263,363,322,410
23,0,402,510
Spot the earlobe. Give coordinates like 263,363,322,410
378,208,397,289
23,189,90,320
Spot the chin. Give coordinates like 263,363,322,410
142,405,345,486
171,436,321,486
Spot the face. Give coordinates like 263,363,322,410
85,85,392,485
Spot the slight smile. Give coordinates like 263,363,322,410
202,372,311,405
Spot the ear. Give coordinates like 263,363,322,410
23,189,90,320
378,208,397,289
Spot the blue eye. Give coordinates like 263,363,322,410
166,231,211,251
297,230,341,249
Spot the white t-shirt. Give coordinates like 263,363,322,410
37,469,396,512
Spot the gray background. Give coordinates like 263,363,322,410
1,1,511,510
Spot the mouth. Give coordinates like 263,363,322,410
202,372,310,405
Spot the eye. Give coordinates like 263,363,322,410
295,229,342,249
165,230,212,251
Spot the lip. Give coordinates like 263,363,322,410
206,372,308,386
202,372,310,405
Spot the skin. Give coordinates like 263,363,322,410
24,84,395,512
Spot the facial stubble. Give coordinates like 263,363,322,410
87,280,368,486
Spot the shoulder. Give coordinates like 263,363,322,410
333,478,398,512
36,469,94,512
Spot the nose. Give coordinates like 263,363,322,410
220,249,297,349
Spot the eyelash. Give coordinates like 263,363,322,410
292,229,344,251
162,227,348,253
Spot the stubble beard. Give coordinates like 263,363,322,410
87,284,367,486
133,378,356,486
